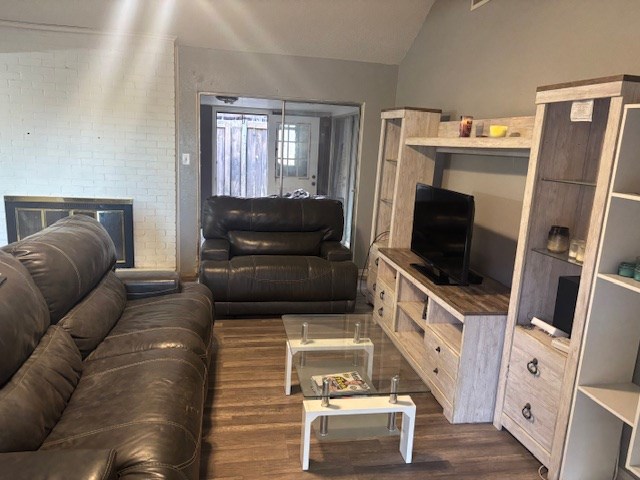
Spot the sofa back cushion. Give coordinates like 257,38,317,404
202,196,344,241
0,326,82,452
228,231,323,257
0,251,50,387
3,215,117,324
59,271,127,358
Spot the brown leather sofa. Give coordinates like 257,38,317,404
0,215,213,479
200,196,358,317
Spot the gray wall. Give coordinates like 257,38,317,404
396,0,640,285
177,46,398,276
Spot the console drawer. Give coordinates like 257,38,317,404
426,360,456,404
511,327,565,386
373,279,394,329
502,327,567,452
503,370,559,452
424,325,459,379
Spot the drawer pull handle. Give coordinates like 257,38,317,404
375,258,379,267
379,290,385,300
435,346,441,353
372,282,376,292
527,358,539,375
522,403,533,420
433,368,438,374
378,307,384,316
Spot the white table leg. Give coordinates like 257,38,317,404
300,403,313,470
285,341,293,395
399,408,416,463
365,344,374,380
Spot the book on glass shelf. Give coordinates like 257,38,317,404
311,371,371,394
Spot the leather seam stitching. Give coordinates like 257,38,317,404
42,419,198,448
124,296,210,311
105,326,203,340
83,357,203,379
101,450,116,480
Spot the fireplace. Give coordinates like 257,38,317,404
4,196,134,268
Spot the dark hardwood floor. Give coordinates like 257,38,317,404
200,317,543,480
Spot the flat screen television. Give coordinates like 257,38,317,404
410,183,482,286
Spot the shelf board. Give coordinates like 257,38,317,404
429,323,463,354
598,273,640,293
397,301,427,329
532,247,584,267
612,192,640,202
405,136,531,158
395,330,427,364
579,383,640,426
540,178,597,187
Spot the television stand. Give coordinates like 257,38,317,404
373,248,510,424
409,263,483,286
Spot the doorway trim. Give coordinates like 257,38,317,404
195,92,363,267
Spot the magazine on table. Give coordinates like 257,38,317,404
311,370,371,394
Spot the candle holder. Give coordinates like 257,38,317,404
547,225,570,254
459,116,473,137
568,239,585,260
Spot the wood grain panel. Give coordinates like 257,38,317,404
380,248,510,318
388,109,441,248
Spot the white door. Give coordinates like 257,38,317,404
267,115,320,196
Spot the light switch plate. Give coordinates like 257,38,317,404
181,153,190,165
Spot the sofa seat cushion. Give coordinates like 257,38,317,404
201,255,357,303
0,326,82,452
87,283,213,363
41,348,206,480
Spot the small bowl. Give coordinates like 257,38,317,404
489,125,508,137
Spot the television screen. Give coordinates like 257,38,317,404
410,184,478,286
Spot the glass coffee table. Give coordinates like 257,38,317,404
282,313,429,470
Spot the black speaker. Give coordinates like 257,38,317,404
552,276,580,336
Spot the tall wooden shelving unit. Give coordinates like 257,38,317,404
366,107,441,303
492,75,640,480
562,104,640,479
366,109,534,303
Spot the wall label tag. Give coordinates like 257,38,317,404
570,100,594,122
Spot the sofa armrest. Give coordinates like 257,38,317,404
0,449,117,480
201,239,230,261
320,241,352,261
115,270,180,300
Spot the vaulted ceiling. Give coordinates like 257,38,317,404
0,0,435,65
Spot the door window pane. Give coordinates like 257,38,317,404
276,123,311,178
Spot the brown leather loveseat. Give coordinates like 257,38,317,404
199,196,358,317
0,215,213,479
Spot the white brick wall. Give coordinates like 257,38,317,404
0,26,176,268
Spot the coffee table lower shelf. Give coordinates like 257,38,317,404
300,395,416,470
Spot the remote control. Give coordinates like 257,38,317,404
552,337,571,354
531,317,569,338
